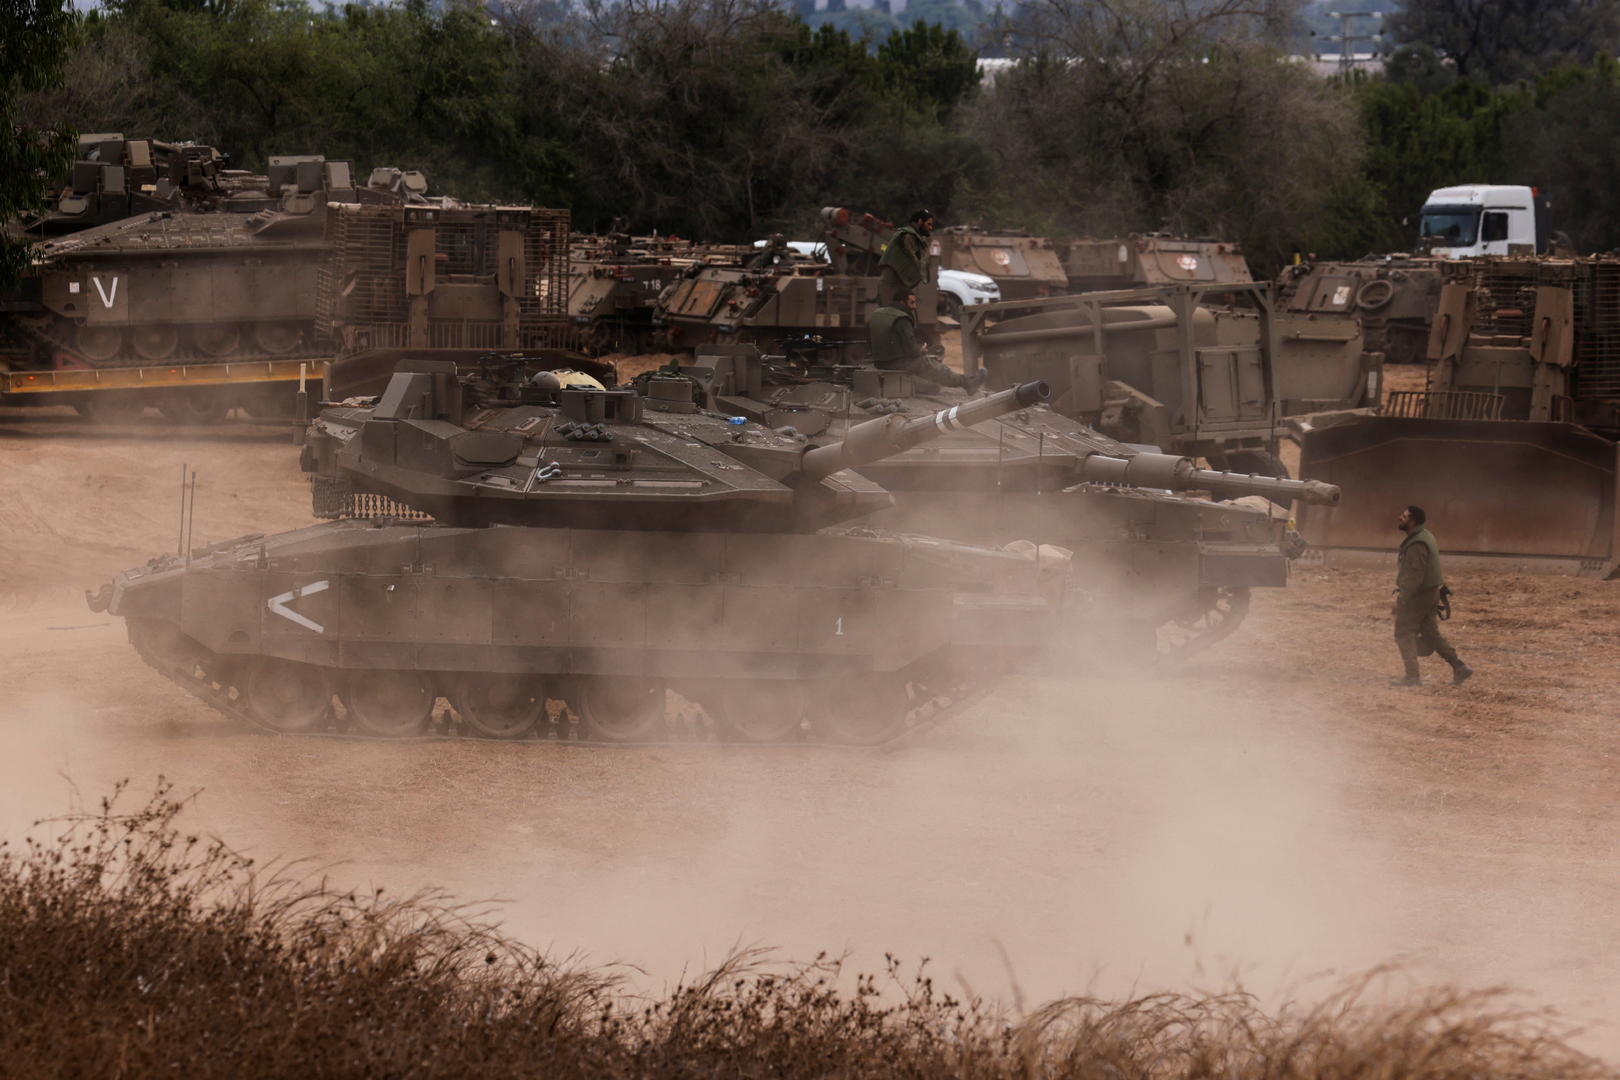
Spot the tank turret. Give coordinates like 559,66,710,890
302,356,1050,532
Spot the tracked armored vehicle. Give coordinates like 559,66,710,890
1277,254,1443,367
635,342,1340,655
960,281,1372,477
91,357,1063,745
654,234,937,350
2,149,451,420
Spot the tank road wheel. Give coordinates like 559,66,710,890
192,323,241,358
810,673,910,746
159,392,230,425
1155,587,1252,660
344,670,435,738
75,324,123,362
132,324,179,362
574,678,667,743
253,322,304,355
454,674,546,739
243,658,332,734
710,680,806,744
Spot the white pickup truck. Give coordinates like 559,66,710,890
759,240,1001,320
1419,184,1549,258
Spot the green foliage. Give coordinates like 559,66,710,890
0,0,78,285
19,0,1620,264
1386,0,1620,86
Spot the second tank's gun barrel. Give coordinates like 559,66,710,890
799,380,1050,482
1075,452,1341,506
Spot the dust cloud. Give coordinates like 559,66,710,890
3,403,1620,1059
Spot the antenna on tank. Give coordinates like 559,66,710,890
185,471,198,566
177,465,198,563
176,465,188,557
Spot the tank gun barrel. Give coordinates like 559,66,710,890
1075,452,1340,506
800,381,1050,482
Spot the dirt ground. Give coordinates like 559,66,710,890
3,393,1620,1056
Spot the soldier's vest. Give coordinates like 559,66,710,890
1398,527,1445,591
867,305,915,369
879,226,927,289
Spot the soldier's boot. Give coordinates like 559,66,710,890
1388,675,1421,688
1449,659,1474,686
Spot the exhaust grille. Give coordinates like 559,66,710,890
1384,389,1505,420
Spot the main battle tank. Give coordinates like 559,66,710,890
638,341,1340,655
90,357,1061,746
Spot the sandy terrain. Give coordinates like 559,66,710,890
3,399,1620,1055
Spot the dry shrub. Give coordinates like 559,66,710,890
0,782,1607,1079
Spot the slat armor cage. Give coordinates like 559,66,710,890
318,203,571,353
1454,255,1620,404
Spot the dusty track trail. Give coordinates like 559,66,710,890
3,401,1620,1054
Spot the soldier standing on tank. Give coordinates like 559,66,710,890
1390,505,1473,687
878,209,936,307
868,292,983,391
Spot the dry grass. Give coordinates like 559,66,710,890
0,783,1607,1079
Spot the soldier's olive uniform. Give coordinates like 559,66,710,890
868,304,974,389
1393,525,1463,680
878,224,929,307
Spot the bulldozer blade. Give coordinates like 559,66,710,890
1296,415,1620,575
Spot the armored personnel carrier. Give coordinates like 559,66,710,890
654,234,937,350
1,149,451,421
1276,254,1443,367
565,234,696,354
90,356,1061,745
633,341,1340,656
1061,235,1253,293
930,226,1069,302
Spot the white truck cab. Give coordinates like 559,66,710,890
1419,184,1548,258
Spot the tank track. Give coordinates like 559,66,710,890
17,313,326,371
127,628,994,750
1154,586,1251,660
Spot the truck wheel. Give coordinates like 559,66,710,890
76,395,148,422
938,294,964,324
160,392,230,425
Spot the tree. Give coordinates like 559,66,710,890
1386,0,1620,86
960,0,1365,274
1,0,78,284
